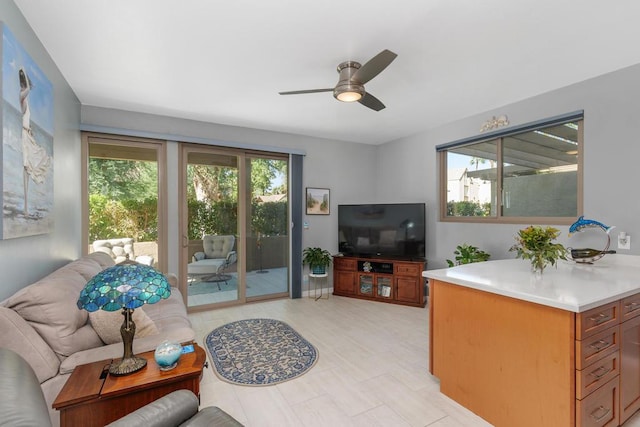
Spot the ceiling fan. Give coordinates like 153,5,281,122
278,49,397,111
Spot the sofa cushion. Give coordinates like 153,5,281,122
5,259,105,357
90,309,159,344
85,251,117,269
0,307,59,383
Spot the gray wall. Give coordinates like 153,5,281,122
377,62,640,269
0,2,82,301
4,0,640,300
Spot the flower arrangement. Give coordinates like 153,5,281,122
509,226,567,274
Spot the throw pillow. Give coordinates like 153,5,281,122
89,309,159,345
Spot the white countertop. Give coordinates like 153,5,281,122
422,254,640,312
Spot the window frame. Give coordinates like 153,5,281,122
438,111,584,225
81,132,168,271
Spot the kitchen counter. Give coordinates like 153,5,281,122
423,254,640,312
424,254,640,426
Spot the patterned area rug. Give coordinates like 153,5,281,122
205,318,318,386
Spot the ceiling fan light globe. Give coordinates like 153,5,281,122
336,91,362,102
334,84,364,103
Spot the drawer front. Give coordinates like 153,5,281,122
576,376,619,427
394,262,422,276
333,257,356,271
577,302,620,340
622,293,640,321
576,351,619,400
576,325,620,370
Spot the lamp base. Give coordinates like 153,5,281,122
109,356,147,376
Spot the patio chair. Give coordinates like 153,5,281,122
188,235,237,290
92,238,155,266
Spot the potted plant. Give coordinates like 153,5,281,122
302,247,332,275
446,243,491,267
509,225,567,275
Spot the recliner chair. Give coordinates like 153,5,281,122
0,347,242,427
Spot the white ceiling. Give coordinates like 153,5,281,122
13,0,640,145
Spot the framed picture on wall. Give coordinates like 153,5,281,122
1,22,54,239
306,187,330,215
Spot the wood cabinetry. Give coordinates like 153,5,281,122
333,257,357,295
621,293,640,423
429,279,640,427
53,344,206,427
333,256,426,307
575,303,622,426
577,294,640,425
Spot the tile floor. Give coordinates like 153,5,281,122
189,296,640,426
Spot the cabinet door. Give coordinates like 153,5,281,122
395,276,421,304
621,315,640,423
358,274,374,296
334,271,356,295
375,275,393,300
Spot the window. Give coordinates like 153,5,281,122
82,133,167,270
438,112,583,224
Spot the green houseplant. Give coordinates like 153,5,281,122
446,243,491,267
302,247,332,275
509,225,567,274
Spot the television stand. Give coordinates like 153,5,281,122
332,255,427,307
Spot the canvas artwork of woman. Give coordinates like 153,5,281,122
19,67,51,217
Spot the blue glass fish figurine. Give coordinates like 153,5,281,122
569,216,615,235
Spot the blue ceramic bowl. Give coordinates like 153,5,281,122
154,341,182,370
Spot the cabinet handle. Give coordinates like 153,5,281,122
589,340,612,352
589,405,611,422
588,365,612,379
625,302,640,312
588,313,611,324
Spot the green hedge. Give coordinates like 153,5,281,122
446,201,491,217
89,195,287,242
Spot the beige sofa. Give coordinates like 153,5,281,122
0,252,194,427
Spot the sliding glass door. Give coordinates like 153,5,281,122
245,155,289,300
182,146,241,308
181,145,290,310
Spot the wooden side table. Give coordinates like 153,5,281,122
53,343,206,427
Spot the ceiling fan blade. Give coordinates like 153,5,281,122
279,88,333,95
358,92,386,111
352,49,397,84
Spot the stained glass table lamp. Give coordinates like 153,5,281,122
77,260,171,375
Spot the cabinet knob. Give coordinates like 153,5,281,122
588,365,611,379
588,313,611,324
589,405,611,422
625,302,640,313
589,340,612,352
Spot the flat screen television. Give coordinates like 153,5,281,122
338,203,425,260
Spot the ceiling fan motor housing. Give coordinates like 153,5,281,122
334,61,364,102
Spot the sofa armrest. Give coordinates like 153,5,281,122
183,406,244,426
226,250,237,264
0,348,52,427
106,389,198,427
192,252,205,262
